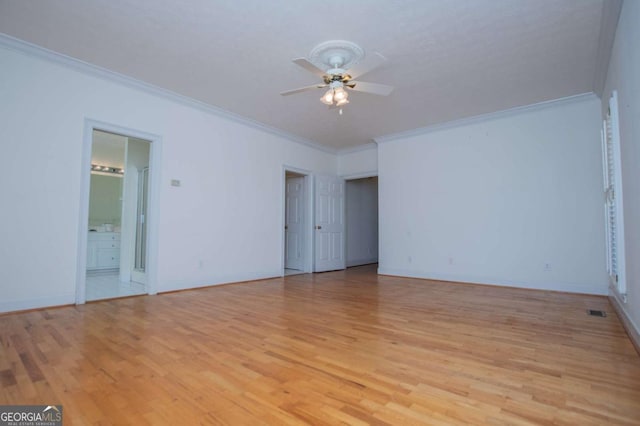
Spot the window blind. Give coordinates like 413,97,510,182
601,91,626,297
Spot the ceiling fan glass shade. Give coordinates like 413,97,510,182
333,86,348,102
336,98,349,107
320,89,334,105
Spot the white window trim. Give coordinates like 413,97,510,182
603,90,626,300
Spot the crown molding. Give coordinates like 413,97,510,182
0,33,337,155
375,92,599,144
336,141,378,155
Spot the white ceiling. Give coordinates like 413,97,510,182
0,0,619,150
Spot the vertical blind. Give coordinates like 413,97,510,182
602,91,626,297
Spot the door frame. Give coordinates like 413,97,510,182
281,166,313,275
75,119,162,304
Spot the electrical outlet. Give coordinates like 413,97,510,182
448,257,454,265
407,256,412,264
171,179,181,187
544,262,552,271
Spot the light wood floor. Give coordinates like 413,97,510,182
1,265,639,425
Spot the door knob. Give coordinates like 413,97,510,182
315,225,322,230
285,225,288,230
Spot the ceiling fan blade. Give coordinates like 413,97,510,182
346,52,387,79
280,84,327,96
292,58,327,78
348,81,394,96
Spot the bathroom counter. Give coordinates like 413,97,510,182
87,232,120,270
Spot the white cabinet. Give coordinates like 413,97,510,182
87,232,120,270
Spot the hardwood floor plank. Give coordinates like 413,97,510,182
1,265,639,424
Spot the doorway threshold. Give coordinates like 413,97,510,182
86,271,146,301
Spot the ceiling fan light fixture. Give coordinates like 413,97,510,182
320,89,334,105
333,86,348,102
283,40,392,112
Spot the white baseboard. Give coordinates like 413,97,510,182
0,293,75,314
377,267,607,295
159,270,283,293
346,258,378,267
608,291,640,355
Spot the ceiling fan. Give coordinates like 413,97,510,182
280,40,394,111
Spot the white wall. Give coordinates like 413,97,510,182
0,43,336,312
346,177,378,267
338,144,377,178
378,95,607,294
602,0,640,333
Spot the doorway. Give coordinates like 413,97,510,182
283,171,370,275
283,168,312,276
76,121,161,304
85,131,150,300
345,176,378,267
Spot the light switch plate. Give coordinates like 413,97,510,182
170,179,181,187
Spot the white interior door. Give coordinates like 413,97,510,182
314,175,346,272
285,176,304,270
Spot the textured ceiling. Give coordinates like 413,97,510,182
0,0,618,150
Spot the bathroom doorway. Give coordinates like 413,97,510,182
77,122,159,303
